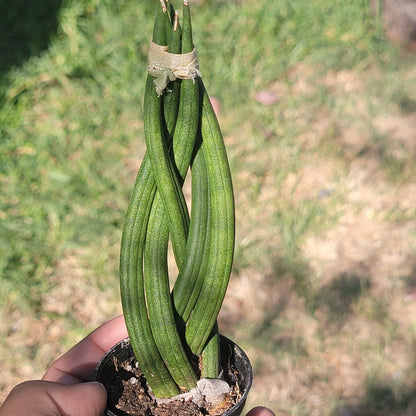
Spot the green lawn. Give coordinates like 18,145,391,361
1,1,416,415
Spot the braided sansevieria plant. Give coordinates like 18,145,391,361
120,0,235,402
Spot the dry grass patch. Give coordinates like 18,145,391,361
216,58,416,415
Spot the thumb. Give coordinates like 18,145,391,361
0,380,107,416
43,381,107,416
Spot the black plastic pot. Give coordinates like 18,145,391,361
95,336,252,416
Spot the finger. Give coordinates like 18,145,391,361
246,406,277,416
43,315,128,384
0,380,106,416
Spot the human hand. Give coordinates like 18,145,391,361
0,315,275,416
1,383,275,416
0,380,106,416
0,315,128,416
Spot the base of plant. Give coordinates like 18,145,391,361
95,336,252,416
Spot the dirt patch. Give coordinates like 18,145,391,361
42,248,122,328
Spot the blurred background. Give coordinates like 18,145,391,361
1,1,415,415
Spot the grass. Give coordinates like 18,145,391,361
1,0,416,415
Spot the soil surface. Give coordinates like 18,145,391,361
110,355,204,416
99,341,241,416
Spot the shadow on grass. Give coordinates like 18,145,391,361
271,252,371,324
361,382,415,415
401,267,416,292
336,376,416,416
270,253,416,415
0,0,62,74
314,273,371,325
